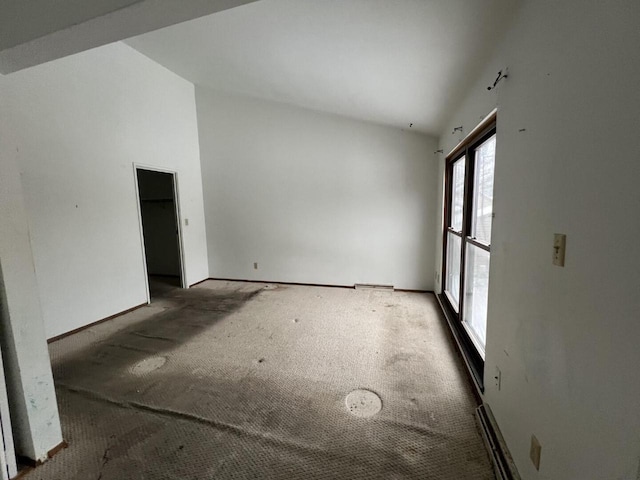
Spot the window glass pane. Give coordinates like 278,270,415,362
471,135,496,244
463,244,490,353
445,233,461,310
450,157,465,231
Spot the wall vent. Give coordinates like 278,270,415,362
476,404,521,480
354,284,394,291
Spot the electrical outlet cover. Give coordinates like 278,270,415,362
530,435,542,470
553,233,566,267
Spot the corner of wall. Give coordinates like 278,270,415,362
0,91,63,460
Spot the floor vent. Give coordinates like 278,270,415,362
476,404,521,480
354,284,394,291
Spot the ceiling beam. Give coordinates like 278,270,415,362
0,0,258,74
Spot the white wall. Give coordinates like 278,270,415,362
437,1,640,479
0,77,62,460
3,42,208,339
197,89,439,291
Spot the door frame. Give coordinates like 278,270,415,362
133,163,187,303
0,344,17,480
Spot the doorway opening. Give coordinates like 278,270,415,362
135,168,185,299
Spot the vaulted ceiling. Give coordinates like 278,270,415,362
127,0,520,135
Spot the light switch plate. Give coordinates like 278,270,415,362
553,234,566,266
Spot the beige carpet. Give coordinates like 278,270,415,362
26,280,494,479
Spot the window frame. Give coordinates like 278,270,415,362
443,155,465,311
439,112,497,391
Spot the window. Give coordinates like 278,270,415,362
444,156,465,310
440,113,496,387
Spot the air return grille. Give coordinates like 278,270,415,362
354,284,394,291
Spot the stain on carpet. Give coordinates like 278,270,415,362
29,280,494,480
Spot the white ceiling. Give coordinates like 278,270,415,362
126,0,519,135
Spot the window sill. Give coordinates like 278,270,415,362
435,293,485,399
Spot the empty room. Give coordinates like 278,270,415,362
0,1,638,479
